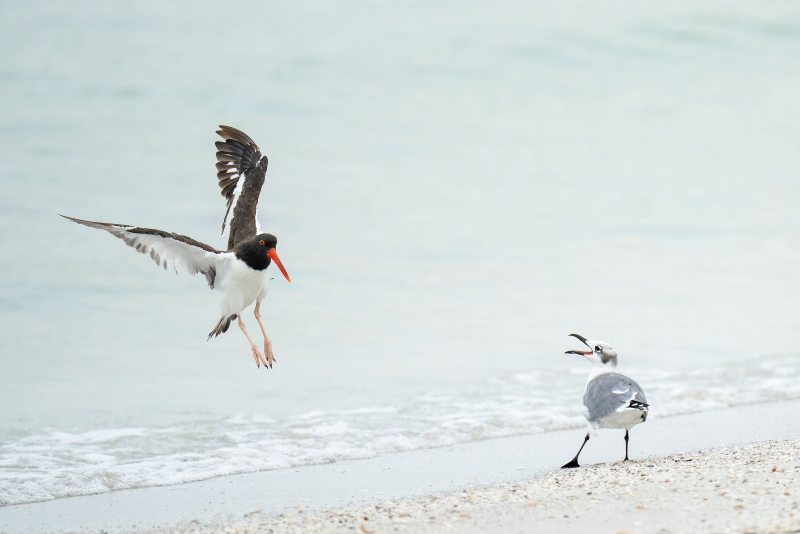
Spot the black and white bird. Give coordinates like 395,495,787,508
561,333,649,468
61,125,291,369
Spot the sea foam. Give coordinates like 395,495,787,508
1,355,798,506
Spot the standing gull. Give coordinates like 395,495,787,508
561,333,649,468
61,125,291,369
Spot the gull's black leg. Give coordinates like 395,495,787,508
561,432,590,469
624,430,630,461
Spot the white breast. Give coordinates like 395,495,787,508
595,408,647,430
214,258,269,316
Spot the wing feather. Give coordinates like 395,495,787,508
60,215,226,288
216,162,237,171
583,372,648,422
214,125,268,250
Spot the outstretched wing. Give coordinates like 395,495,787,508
61,215,226,289
215,125,268,250
583,372,648,422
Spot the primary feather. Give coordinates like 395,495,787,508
59,215,227,288
214,125,268,250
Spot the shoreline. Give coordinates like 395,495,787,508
207,438,800,534
2,400,800,533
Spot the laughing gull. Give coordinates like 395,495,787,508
561,333,649,468
61,125,291,369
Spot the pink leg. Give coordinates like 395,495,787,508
254,301,275,368
238,315,267,368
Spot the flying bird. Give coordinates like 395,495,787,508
561,333,649,468
61,125,290,369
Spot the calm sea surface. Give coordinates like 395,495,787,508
1,1,800,505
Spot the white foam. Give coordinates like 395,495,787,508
1,354,799,506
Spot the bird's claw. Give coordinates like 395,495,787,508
264,342,275,369
251,345,268,368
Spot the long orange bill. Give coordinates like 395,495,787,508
267,249,291,282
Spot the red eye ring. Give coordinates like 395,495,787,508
259,240,265,246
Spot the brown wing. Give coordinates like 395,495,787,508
60,215,225,289
215,125,268,250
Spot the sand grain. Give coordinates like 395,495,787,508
156,439,800,534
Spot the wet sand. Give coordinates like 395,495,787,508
214,439,799,534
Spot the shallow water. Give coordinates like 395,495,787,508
1,0,800,505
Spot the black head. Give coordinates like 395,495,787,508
257,233,278,250
234,233,291,282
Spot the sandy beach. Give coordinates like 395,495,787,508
202,439,800,534
2,400,800,534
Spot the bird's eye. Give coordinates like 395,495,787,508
259,240,265,246
595,345,602,353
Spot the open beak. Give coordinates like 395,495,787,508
565,333,592,355
267,249,291,283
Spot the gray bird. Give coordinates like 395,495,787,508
561,333,649,468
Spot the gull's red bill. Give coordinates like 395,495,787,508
565,333,591,355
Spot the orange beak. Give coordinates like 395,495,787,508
267,248,291,282
565,333,591,355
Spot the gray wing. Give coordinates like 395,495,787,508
583,372,648,422
214,125,268,250
61,215,225,289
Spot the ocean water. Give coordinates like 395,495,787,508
2,0,800,506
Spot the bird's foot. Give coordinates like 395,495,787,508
250,344,268,368
264,339,275,369
561,458,581,469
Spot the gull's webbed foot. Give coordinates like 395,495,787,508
561,458,581,469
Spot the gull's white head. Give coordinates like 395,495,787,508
565,333,618,367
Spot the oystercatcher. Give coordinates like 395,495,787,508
61,125,291,369
561,334,650,468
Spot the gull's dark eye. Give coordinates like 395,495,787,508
259,239,265,246
595,345,602,353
